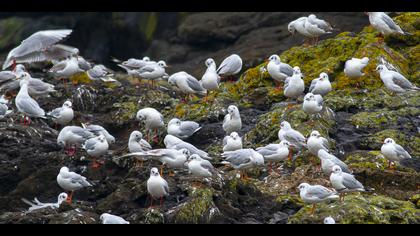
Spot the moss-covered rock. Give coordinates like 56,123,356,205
288,194,420,224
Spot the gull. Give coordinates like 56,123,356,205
87,64,116,82
266,54,294,89
119,56,151,70
366,12,409,37
49,56,85,86
164,134,211,160
221,148,264,180
278,121,307,157
307,131,329,156
0,101,12,118
3,29,73,70
100,213,130,224
138,60,168,88
76,56,92,71
82,135,109,168
22,192,68,213
324,217,336,224
381,138,412,169
186,154,218,187
82,124,116,145
317,149,351,176
223,132,243,152
305,14,333,44
376,65,419,94
128,130,152,167
297,183,339,215
309,72,332,96
147,167,169,207
47,100,74,127
136,107,165,143
167,118,201,140
168,71,207,102
57,126,95,156
217,54,242,81
201,58,220,101
330,165,365,201
344,57,369,80
222,105,242,135
288,17,314,44
256,140,290,174
302,93,324,117
56,166,92,203
18,72,56,97
121,148,190,176
0,64,26,97
15,79,46,125
284,66,305,101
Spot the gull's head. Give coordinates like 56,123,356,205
384,138,395,144
188,154,201,162
168,76,177,86
17,72,31,80
308,14,317,20
319,72,329,81
15,64,26,73
268,55,280,63
143,56,150,62
130,130,143,141
331,165,342,174
98,135,106,143
293,66,301,75
310,130,321,138
63,101,72,108
375,65,386,72
280,140,290,147
230,132,240,140
304,93,315,101
136,111,146,122
361,57,369,64
150,167,160,176
158,61,168,68
280,121,291,129
324,216,335,224
298,183,310,191
99,213,107,222
59,166,69,173
287,22,296,34
168,118,181,127
58,193,68,203
205,58,215,67
227,105,238,115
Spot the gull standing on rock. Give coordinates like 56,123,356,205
15,79,46,125
3,29,73,70
82,124,116,145
201,58,220,101
221,148,264,180
278,121,306,160
136,107,164,143
307,131,329,156
164,134,211,160
57,126,95,156
309,72,332,96
22,192,68,213
266,54,294,89
217,54,242,81
303,93,324,117
317,149,351,175
47,101,74,127
87,64,115,82
128,130,152,167
100,213,130,224
186,154,218,186
138,60,168,88
223,105,242,135
168,71,207,102
330,165,365,201
147,167,169,207
223,132,243,152
284,66,305,102
344,57,369,81
56,166,92,203
256,140,291,174
18,72,56,97
82,135,109,168
298,183,339,215
381,138,412,169
366,12,409,37
167,118,201,140
49,56,85,86
305,14,333,44
376,65,419,94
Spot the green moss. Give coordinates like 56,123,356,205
0,17,25,49
409,194,420,209
350,107,420,129
111,101,138,125
143,208,165,224
345,151,389,171
288,194,420,224
140,12,158,42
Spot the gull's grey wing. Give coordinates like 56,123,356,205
71,127,95,140
78,57,91,71
16,97,44,117
380,13,402,32
200,160,215,174
179,121,200,136
315,94,324,106
11,30,73,59
341,173,364,190
186,75,205,92
390,71,415,90
309,78,319,92
83,138,97,151
139,65,155,73
307,185,335,199
284,130,306,145
394,144,411,159
0,71,17,83
28,79,54,91
49,60,68,72
217,55,241,75
87,67,104,79
0,80,19,93
320,137,330,150
68,172,91,187
48,107,63,118
140,139,152,150
279,63,294,77
223,149,252,166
